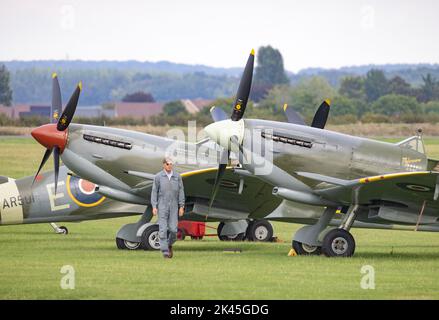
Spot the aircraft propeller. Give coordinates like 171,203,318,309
206,49,255,213
31,74,82,194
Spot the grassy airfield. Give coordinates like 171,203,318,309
1,136,439,299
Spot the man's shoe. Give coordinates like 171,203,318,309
168,246,173,258
162,251,170,258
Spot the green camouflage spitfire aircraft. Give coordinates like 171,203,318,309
4,51,439,257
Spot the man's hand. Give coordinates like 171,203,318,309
179,207,184,217
152,207,158,216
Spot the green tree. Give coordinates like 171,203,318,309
339,76,365,100
252,46,289,101
163,100,186,116
0,64,13,106
364,69,389,102
388,76,412,96
418,73,439,102
122,91,155,102
259,77,336,119
331,96,357,117
371,94,420,116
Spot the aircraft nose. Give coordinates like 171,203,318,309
204,119,245,151
31,123,68,152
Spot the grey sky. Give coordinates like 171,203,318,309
1,0,438,72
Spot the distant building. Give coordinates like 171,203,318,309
75,106,115,118
0,99,215,121
19,105,51,119
181,99,214,114
114,102,165,119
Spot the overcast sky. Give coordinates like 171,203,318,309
1,0,438,72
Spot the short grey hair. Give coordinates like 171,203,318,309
162,157,173,164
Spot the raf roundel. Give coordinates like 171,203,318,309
66,175,106,207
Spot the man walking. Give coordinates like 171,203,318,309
151,157,185,258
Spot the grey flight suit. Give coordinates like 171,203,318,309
151,170,185,253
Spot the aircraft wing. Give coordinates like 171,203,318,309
181,168,281,219
120,167,281,220
313,171,439,209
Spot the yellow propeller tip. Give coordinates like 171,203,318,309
283,103,288,111
78,81,83,90
325,99,331,106
52,72,57,79
251,49,255,56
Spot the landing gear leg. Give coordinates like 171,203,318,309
322,204,359,257
292,207,335,255
50,223,68,235
116,206,153,250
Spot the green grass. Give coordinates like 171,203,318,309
1,137,439,299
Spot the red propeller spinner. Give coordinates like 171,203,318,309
31,123,68,153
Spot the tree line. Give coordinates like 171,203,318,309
1,45,439,127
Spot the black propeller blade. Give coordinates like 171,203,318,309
311,99,331,129
210,106,228,122
57,82,82,131
32,148,53,186
231,49,255,121
207,149,229,215
51,73,62,123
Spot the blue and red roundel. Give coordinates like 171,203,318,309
66,175,106,207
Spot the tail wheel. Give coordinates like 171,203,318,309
247,220,273,242
322,229,356,257
217,222,246,241
58,226,68,235
292,240,321,255
140,224,161,250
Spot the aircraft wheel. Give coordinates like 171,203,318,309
322,229,356,257
217,222,245,241
57,226,68,235
140,224,161,250
292,240,321,255
247,220,273,242
115,237,141,250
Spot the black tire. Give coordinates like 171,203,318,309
115,237,141,250
247,220,273,242
322,229,356,257
217,222,246,241
292,240,322,255
59,226,68,235
116,237,126,250
140,224,161,251
245,220,254,240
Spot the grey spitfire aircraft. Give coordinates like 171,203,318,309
204,59,439,257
